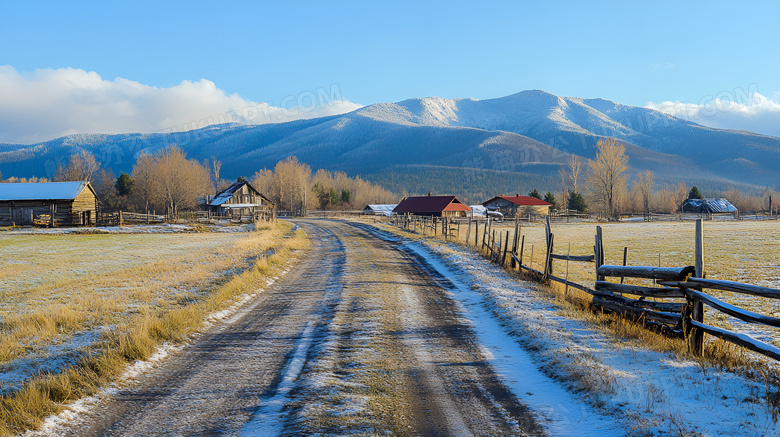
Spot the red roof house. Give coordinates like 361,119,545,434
393,194,471,217
482,194,552,217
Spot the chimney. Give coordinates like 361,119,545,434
428,192,431,197
516,193,520,197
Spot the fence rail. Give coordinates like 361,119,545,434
391,215,780,362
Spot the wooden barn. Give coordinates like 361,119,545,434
482,194,552,217
0,181,98,226
393,194,471,218
209,181,272,218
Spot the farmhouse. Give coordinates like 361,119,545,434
363,204,397,216
393,194,471,217
209,181,272,218
682,198,738,214
482,194,552,217
0,181,98,226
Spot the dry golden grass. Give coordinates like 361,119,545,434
0,222,308,435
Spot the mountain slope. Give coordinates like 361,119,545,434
1,90,778,200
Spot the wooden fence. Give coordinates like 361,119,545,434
392,216,780,362
99,208,276,226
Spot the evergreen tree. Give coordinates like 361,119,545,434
687,186,703,200
341,188,352,204
115,173,134,197
529,189,542,199
568,191,588,213
543,192,557,209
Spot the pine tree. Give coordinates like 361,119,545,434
688,186,703,200
115,173,134,196
543,192,557,209
568,191,588,213
529,189,542,199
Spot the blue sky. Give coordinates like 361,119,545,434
1,1,779,142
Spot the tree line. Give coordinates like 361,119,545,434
543,138,779,220
251,157,397,215
24,149,397,217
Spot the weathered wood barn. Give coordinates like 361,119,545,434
0,181,98,226
393,194,471,217
482,194,552,217
208,181,272,218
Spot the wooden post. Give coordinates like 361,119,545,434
491,230,497,261
565,242,571,296
595,226,604,281
466,218,472,247
530,244,534,270
474,221,479,248
620,247,628,284
689,219,705,356
519,235,525,269
502,231,510,267
119,211,124,227
544,233,554,280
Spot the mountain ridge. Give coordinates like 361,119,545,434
1,90,778,201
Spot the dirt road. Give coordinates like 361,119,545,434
64,220,542,436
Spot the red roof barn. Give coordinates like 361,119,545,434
482,194,552,217
393,194,471,217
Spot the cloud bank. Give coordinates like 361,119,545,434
0,66,362,144
646,87,780,138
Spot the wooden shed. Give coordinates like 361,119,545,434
0,181,98,226
209,181,272,218
482,194,552,217
393,194,471,218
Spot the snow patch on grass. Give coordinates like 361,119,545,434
409,238,780,436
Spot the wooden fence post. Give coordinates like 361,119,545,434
502,231,510,267
519,235,525,269
466,218,472,247
595,226,604,281
544,233,554,280
620,247,628,284
688,219,705,356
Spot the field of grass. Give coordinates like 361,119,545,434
383,217,780,343
0,222,307,435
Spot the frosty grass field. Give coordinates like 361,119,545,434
0,224,294,397
467,219,780,343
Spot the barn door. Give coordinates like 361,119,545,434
12,208,33,225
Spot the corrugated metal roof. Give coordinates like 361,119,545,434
0,182,92,201
483,195,552,207
393,195,471,214
363,204,397,216
683,198,738,213
470,205,487,216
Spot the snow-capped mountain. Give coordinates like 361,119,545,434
1,90,778,199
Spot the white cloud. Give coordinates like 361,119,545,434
646,88,780,137
0,66,362,144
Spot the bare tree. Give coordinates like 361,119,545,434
671,182,688,213
211,158,222,193
129,145,211,217
55,150,101,182
635,170,654,216
131,151,156,212
586,138,628,220
558,165,568,211
568,155,583,195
